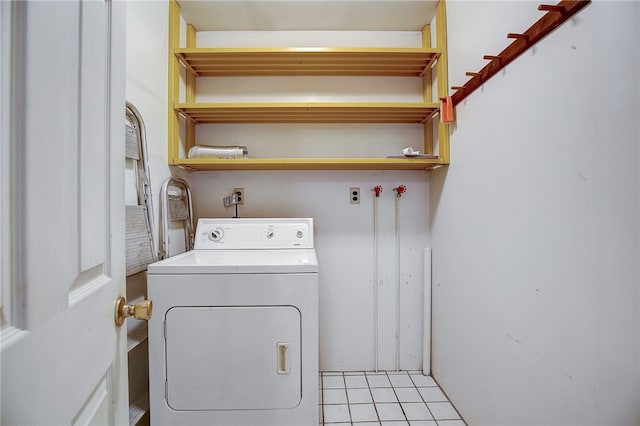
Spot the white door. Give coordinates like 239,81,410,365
0,1,129,424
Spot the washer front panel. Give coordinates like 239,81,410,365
148,272,318,426
165,306,301,411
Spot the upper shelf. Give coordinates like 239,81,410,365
175,47,440,77
175,102,440,124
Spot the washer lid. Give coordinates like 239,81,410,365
147,248,318,274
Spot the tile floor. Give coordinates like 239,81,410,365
319,371,466,426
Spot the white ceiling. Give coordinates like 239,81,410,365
177,1,439,31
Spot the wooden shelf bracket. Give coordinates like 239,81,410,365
450,0,591,107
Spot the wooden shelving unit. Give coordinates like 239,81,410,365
168,0,450,171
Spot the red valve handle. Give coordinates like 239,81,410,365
373,185,383,197
393,185,407,196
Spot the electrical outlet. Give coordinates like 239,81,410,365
233,187,245,205
349,187,360,204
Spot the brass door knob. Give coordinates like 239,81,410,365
114,296,153,327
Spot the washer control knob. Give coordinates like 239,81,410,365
209,228,224,242
266,231,275,239
296,231,304,239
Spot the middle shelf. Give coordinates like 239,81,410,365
176,102,440,124
175,47,441,77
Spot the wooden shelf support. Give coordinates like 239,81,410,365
506,33,529,42
451,0,591,106
483,55,502,63
538,4,567,14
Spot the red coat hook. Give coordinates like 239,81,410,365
372,185,383,197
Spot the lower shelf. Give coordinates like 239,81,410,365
172,157,443,171
127,322,148,352
129,390,149,426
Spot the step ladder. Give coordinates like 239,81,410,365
159,177,194,259
125,102,156,276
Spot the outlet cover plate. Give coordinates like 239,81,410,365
350,187,360,204
233,187,245,205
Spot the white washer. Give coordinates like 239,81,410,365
147,218,318,426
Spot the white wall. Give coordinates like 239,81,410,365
189,170,430,372
126,1,176,245
125,1,173,418
431,2,640,425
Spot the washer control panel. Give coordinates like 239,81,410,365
195,218,314,249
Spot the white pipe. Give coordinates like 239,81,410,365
423,247,432,376
395,193,401,372
373,193,379,373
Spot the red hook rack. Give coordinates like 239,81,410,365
450,0,591,107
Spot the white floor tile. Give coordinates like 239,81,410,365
347,388,373,404
323,389,348,404
371,388,398,403
395,387,423,402
323,375,346,389
323,404,351,423
389,374,415,388
401,402,433,421
418,387,448,402
426,402,461,420
376,403,406,421
367,374,392,388
350,403,378,422
319,371,464,426
345,375,369,389
409,374,437,387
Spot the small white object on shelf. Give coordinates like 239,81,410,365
402,147,421,157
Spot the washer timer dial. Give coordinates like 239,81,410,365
209,228,224,242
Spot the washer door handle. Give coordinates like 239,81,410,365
277,342,290,375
